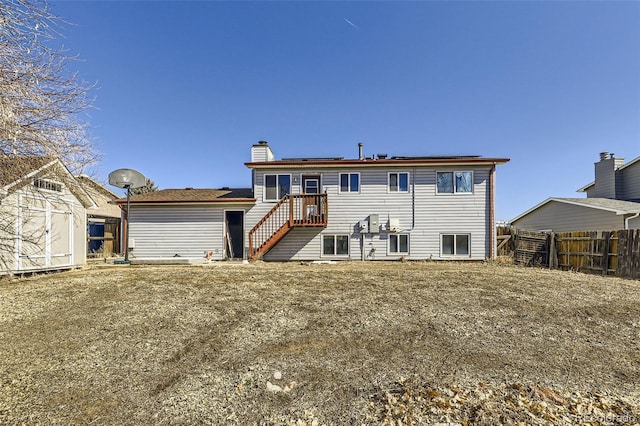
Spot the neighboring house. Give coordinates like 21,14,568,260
0,157,95,274
512,152,640,232
76,174,122,257
118,141,509,261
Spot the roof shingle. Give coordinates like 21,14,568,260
116,188,255,204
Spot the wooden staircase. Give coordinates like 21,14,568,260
248,193,327,260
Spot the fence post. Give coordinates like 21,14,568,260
548,232,556,269
601,231,611,276
616,230,628,278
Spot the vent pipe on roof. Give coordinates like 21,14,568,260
599,152,609,161
358,142,364,160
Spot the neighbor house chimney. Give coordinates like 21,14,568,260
358,142,364,160
251,140,275,162
593,151,624,199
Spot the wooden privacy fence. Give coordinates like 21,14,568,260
511,228,640,280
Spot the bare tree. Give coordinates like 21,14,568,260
0,1,96,274
0,0,96,171
130,178,158,196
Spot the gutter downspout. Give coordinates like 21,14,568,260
625,212,640,230
489,163,496,260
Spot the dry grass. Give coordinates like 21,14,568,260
0,261,639,425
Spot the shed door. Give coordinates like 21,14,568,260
50,209,72,267
19,195,73,270
19,206,47,270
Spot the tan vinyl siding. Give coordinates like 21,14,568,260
512,201,625,232
0,184,86,273
0,192,19,271
248,166,493,261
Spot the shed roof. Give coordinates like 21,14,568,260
0,156,55,187
115,188,255,205
0,156,95,208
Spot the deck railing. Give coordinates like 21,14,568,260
248,193,327,260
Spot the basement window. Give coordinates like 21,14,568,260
389,234,409,254
441,234,470,256
322,235,349,256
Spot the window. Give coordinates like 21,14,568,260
339,173,360,193
304,179,319,194
322,235,349,256
33,179,62,193
388,172,409,192
441,234,470,256
264,174,291,201
389,234,409,254
437,171,473,194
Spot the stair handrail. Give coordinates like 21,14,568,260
248,194,291,258
248,193,329,260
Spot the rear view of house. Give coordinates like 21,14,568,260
0,157,95,274
246,142,509,261
118,141,509,262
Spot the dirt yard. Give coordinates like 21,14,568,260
0,261,639,425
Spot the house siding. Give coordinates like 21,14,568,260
628,215,640,229
619,161,640,201
248,166,492,261
512,201,625,232
129,204,249,259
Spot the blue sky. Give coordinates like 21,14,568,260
51,1,639,221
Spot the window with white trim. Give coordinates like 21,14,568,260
441,234,470,256
388,172,409,192
339,173,360,193
436,171,473,194
33,178,62,193
322,235,349,256
389,234,409,254
264,174,291,201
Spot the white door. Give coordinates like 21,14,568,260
18,195,73,270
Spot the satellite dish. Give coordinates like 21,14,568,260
108,168,146,189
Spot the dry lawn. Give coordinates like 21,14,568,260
0,261,639,425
